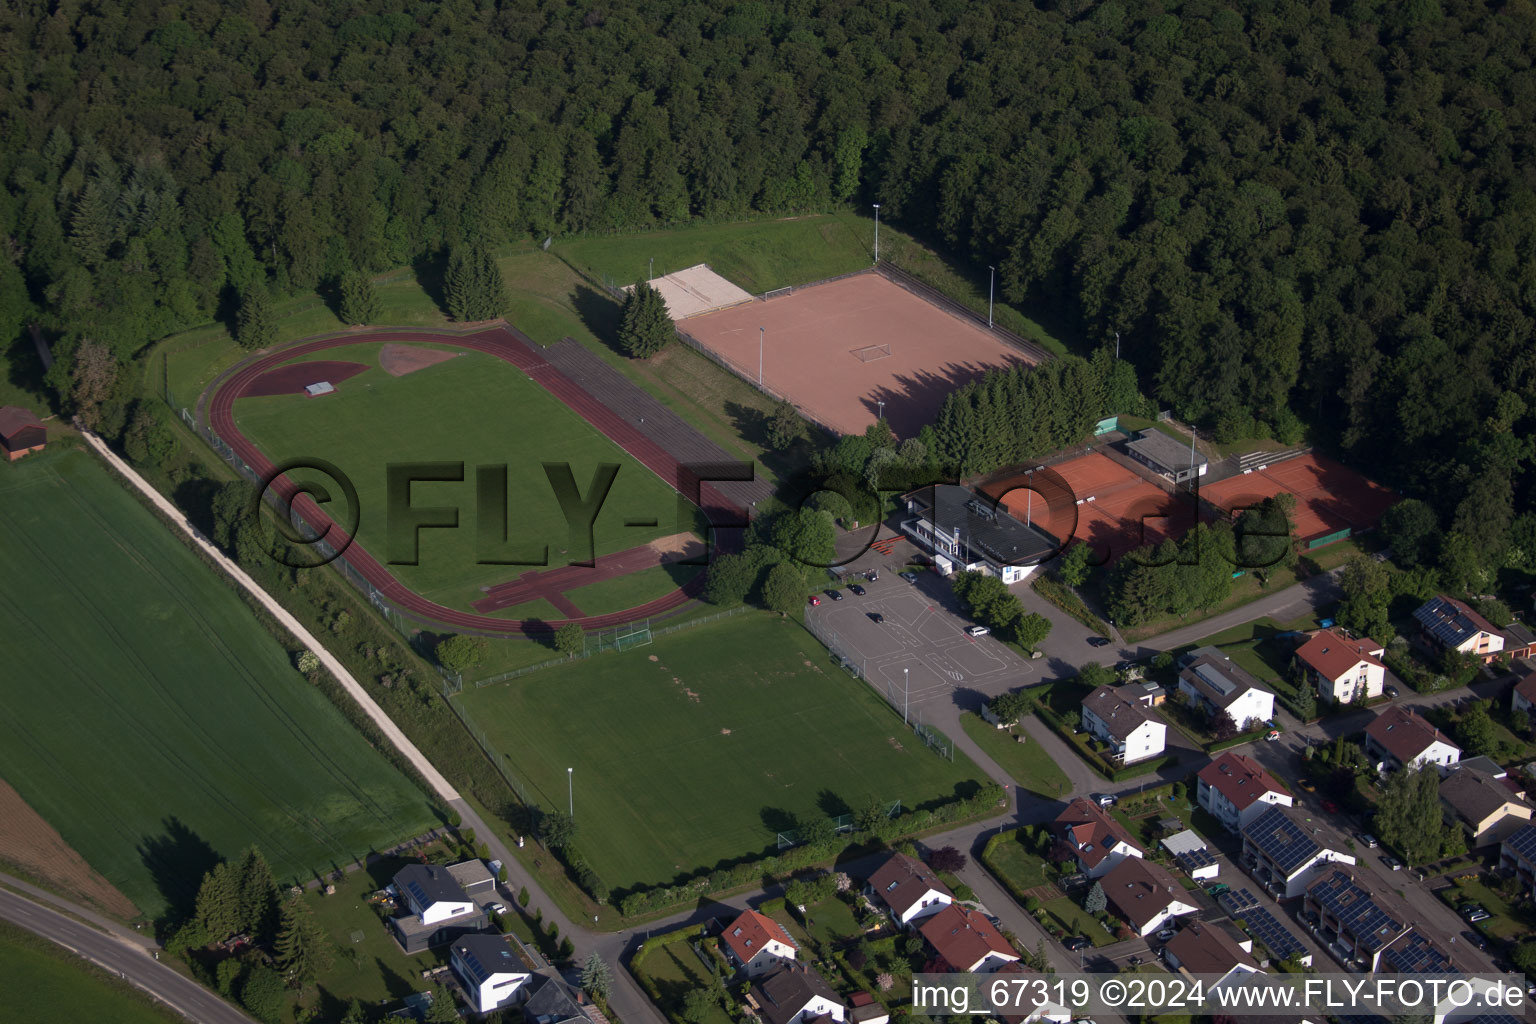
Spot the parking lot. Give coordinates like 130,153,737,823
806,572,1035,712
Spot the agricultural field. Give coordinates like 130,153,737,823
457,614,984,890
0,920,183,1024
231,343,699,613
0,447,438,918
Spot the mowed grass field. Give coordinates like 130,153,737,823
456,614,984,890
0,920,182,1024
232,344,699,613
0,448,438,917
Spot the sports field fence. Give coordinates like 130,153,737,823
443,691,533,806
800,610,955,761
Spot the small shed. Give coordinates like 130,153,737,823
0,405,46,461
304,381,336,397
1160,828,1220,881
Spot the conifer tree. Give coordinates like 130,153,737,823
194,862,241,942
444,245,507,321
235,284,278,349
617,281,672,358
236,847,281,942
275,892,332,989
338,271,381,324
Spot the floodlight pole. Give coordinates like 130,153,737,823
649,257,654,283
988,266,995,328
759,326,765,385
873,204,881,263
877,399,885,421
903,668,910,726
567,766,573,818
1115,331,1121,360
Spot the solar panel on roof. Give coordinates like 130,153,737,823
406,880,431,907
1245,807,1320,871
1176,848,1216,873
1218,888,1260,915
1504,824,1536,863
1381,933,1453,973
1238,905,1306,962
1309,872,1404,953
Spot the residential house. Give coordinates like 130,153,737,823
1100,857,1198,937
1052,797,1145,878
899,485,1059,585
1241,805,1355,899
1197,751,1294,833
450,934,531,1014
919,904,1019,973
390,864,487,953
721,908,800,978
1177,647,1276,732
1293,630,1387,704
1511,668,1536,718
1498,825,1536,897
1080,685,1167,765
1414,595,1505,664
1162,920,1259,977
521,972,594,1024
864,852,953,928
748,965,846,1024
1364,706,1462,773
1302,866,1456,973
1440,768,1533,847
1159,830,1219,881
847,993,890,1024
1501,621,1535,661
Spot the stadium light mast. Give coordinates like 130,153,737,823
759,326,765,384
1115,331,1121,360
988,266,995,328
903,667,910,725
877,399,884,421
567,766,574,818
872,204,881,263
648,257,654,283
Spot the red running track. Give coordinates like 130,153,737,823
207,325,746,635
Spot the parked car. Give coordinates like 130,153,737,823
1063,936,1091,952
1320,799,1340,813
808,595,821,606
1465,907,1491,923
1091,793,1116,807
1265,730,1281,742
965,624,990,637
900,571,919,583
1087,636,1112,647
1463,930,1488,950
1205,882,1231,895
1385,685,1400,698
865,570,879,582
848,584,866,596
1381,854,1403,871
1155,929,1177,942
868,612,885,624
1358,833,1379,848
1115,660,1136,672
1298,779,1317,793
825,589,844,601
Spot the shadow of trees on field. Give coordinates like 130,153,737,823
138,816,222,924
571,284,624,351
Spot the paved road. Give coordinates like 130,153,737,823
0,885,257,1024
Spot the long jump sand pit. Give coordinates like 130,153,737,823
626,264,755,319
679,270,1037,436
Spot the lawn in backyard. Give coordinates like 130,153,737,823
0,919,183,1024
0,447,437,919
958,714,1071,799
456,614,984,890
232,344,696,613
632,931,734,1024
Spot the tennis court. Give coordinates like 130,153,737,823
984,453,1198,564
1200,452,1397,543
678,269,1036,437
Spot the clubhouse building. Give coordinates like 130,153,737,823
900,484,1059,584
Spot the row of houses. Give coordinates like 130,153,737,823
387,861,591,1020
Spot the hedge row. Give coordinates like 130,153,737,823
615,783,1004,918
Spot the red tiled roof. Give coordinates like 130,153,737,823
1101,857,1188,932
1198,751,1288,811
1514,668,1536,709
0,405,43,438
721,909,797,965
1295,629,1384,682
1366,705,1459,764
1163,921,1256,975
1053,797,1144,869
918,904,1017,972
866,852,952,917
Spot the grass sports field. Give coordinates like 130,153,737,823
0,448,437,917
0,920,182,1024
456,614,984,890
232,342,700,613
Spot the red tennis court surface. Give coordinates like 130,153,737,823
1200,452,1397,542
680,270,1036,437
983,453,1201,564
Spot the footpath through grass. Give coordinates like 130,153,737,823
0,919,182,1024
958,714,1071,799
456,613,984,891
0,448,437,918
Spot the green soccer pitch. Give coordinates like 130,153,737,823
455,613,984,891
0,448,438,917
232,342,699,614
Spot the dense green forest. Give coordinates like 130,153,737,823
2,0,1533,581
